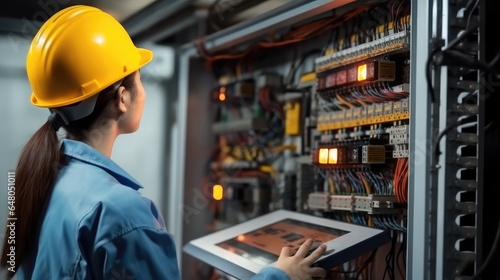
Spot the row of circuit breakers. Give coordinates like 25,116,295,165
308,27,410,217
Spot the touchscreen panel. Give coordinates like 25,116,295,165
216,219,349,265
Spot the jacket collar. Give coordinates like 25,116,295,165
61,139,143,190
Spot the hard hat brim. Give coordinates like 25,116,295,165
138,48,154,68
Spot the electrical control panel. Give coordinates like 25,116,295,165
179,1,412,278
172,0,498,278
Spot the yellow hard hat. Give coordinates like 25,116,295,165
27,5,153,108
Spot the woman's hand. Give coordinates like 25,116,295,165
275,238,327,280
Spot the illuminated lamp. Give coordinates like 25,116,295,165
213,184,223,200
328,148,338,164
357,64,367,81
319,148,329,164
218,87,226,101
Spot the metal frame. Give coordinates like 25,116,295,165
174,0,440,278
407,0,435,278
123,0,192,38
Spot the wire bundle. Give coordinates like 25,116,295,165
197,3,375,66
393,158,408,204
319,82,409,111
323,169,392,195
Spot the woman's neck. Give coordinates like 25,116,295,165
82,120,119,157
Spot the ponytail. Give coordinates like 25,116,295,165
1,121,61,278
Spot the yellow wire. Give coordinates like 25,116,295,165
236,61,243,80
345,213,352,223
360,174,371,194
336,93,356,109
259,165,277,173
272,144,297,153
355,98,367,106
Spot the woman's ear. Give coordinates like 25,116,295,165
115,86,128,114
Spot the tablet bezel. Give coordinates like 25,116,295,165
183,209,390,279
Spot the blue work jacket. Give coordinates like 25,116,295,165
18,139,289,280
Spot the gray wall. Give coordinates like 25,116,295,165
0,34,173,279
0,33,43,280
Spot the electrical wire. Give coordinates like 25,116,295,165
394,0,407,32
382,230,398,280
465,0,480,31
394,158,409,204
285,48,322,85
433,115,477,162
354,249,378,280
426,19,479,103
426,48,440,103
198,3,375,66
470,218,500,280
396,233,407,279
207,0,224,31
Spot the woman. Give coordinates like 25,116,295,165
0,5,327,280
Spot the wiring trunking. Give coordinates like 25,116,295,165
429,0,486,278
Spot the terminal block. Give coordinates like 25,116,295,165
307,192,331,211
315,30,410,72
317,98,409,131
329,194,399,214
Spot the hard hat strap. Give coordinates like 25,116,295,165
45,79,123,131
47,111,69,131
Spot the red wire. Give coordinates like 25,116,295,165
402,158,409,203
395,0,406,31
195,3,375,64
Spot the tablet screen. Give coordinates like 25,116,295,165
216,219,349,265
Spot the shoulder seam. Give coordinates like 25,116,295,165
94,226,163,248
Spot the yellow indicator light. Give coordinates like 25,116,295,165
237,235,245,241
357,64,367,81
328,148,338,164
219,87,226,101
213,184,223,200
319,148,329,164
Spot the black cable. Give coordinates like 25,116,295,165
285,47,299,86
427,19,479,103
471,218,500,280
445,22,478,52
382,231,397,280
322,28,336,55
487,51,500,72
432,115,477,162
464,0,478,11
382,251,389,280
353,248,378,280
466,0,480,30
340,262,351,280
426,17,483,103
286,49,322,85
207,0,224,31
426,48,441,103
390,231,398,280
484,120,497,131
396,233,407,277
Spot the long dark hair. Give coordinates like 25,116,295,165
1,72,137,278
